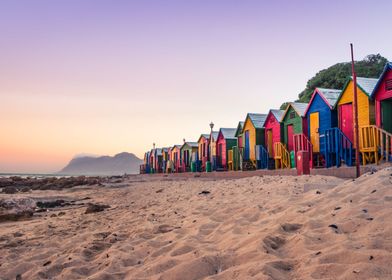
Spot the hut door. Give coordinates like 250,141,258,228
267,130,273,157
381,99,392,133
339,103,354,143
310,112,320,152
287,125,294,151
244,131,250,160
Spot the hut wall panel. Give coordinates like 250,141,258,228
282,106,304,146
374,70,392,127
243,118,256,161
338,81,375,147
264,113,283,157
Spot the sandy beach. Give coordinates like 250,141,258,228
1,169,392,280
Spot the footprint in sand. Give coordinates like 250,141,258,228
82,241,111,261
262,260,295,280
170,245,195,256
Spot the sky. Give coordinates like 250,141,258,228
1,0,391,173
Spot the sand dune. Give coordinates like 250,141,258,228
1,168,392,279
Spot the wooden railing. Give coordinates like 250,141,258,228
293,134,313,168
322,128,353,167
360,125,392,165
274,142,291,169
255,145,269,169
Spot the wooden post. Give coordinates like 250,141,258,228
351,43,360,178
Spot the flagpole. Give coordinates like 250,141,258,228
350,43,360,178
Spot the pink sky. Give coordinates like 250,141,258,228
1,0,391,173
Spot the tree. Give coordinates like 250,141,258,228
280,54,388,109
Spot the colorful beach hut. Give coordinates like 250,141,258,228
209,131,219,170
170,145,182,172
304,88,341,167
370,62,392,163
216,128,237,170
180,142,198,172
232,121,244,171
198,134,210,171
281,102,310,168
264,109,284,159
372,63,392,133
336,77,378,164
242,113,268,169
281,102,309,151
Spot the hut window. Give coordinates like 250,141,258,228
289,111,296,119
386,79,392,91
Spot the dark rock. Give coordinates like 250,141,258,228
369,255,374,260
334,207,341,211
315,251,322,256
2,186,18,194
58,212,66,216
16,274,22,280
36,200,65,209
371,189,377,194
156,189,164,193
0,198,35,222
366,217,374,221
328,224,338,230
362,209,368,213
43,260,51,266
281,223,302,232
154,224,175,234
316,190,321,194
85,203,110,214
198,190,210,195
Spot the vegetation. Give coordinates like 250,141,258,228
280,54,388,110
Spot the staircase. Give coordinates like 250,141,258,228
274,142,291,169
321,128,353,167
359,125,392,165
255,145,269,169
293,133,313,168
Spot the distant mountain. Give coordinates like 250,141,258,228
57,152,143,176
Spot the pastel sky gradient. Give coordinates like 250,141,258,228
1,0,391,173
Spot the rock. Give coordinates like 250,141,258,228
0,198,35,222
43,260,51,266
156,188,164,193
36,200,65,209
85,203,110,214
2,186,18,194
199,190,211,195
155,224,176,234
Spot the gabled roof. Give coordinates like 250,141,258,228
161,147,170,152
181,142,198,150
283,102,308,119
218,128,237,140
235,121,244,137
304,88,341,115
340,76,378,97
155,148,163,156
197,133,210,143
371,62,392,98
171,145,181,151
245,113,268,129
211,131,219,141
269,109,285,122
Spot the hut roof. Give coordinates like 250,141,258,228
285,102,308,117
197,133,210,143
270,109,285,122
304,88,341,115
181,142,198,150
211,131,219,141
371,62,392,97
235,121,244,137
246,113,268,129
219,128,237,140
